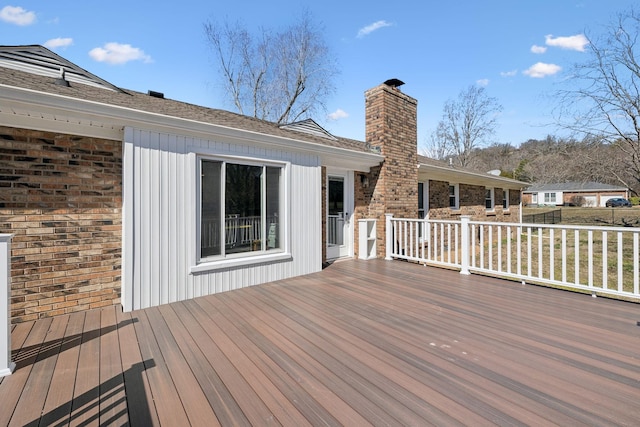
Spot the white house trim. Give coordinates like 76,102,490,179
0,234,13,377
418,162,525,190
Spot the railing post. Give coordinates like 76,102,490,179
460,216,471,275
385,214,394,260
0,234,14,377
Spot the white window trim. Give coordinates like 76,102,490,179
485,187,495,211
191,154,291,274
503,189,509,210
191,252,293,274
418,181,429,219
449,183,460,210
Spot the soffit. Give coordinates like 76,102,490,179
418,163,526,189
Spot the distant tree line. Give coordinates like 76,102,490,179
450,135,639,195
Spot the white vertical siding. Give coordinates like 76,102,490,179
122,127,322,311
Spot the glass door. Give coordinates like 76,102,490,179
327,174,351,259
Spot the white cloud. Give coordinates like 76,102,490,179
89,42,152,65
523,62,562,78
357,20,392,38
500,69,518,77
545,34,589,52
0,5,36,25
531,45,547,54
328,109,349,120
476,79,489,87
44,37,73,50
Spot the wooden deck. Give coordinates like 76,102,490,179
1,259,639,426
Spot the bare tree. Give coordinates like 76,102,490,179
422,131,453,160
432,85,503,167
204,11,338,124
556,8,640,185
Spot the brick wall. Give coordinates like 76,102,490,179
0,126,122,323
427,180,520,221
354,82,418,257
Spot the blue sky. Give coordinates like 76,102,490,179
1,1,637,149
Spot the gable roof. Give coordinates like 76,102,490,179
523,182,628,193
280,119,337,141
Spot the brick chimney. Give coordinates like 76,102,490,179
359,79,418,256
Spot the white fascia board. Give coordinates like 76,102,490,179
418,163,527,189
0,84,383,171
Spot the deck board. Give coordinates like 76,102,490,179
9,315,68,427
238,287,414,426
133,309,191,426
146,306,220,426
158,303,247,426
69,308,101,427
201,294,346,427
0,317,52,427
115,308,160,426
1,259,639,426
213,291,375,426
287,272,581,424
251,282,476,426
38,312,85,427
183,297,292,426
98,305,127,426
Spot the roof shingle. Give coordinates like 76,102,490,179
0,46,374,154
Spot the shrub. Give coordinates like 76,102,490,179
568,195,585,207
629,196,640,206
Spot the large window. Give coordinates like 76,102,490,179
200,158,282,260
449,183,459,209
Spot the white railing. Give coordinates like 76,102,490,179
386,215,640,301
202,215,264,250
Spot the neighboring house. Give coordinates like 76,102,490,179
523,182,629,207
0,45,525,323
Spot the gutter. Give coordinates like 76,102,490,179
418,162,528,189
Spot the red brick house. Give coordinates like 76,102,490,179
0,45,525,322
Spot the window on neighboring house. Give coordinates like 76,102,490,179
503,189,509,209
200,158,283,261
532,193,538,204
485,187,495,210
544,192,556,203
449,183,459,209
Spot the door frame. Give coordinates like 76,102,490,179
326,169,354,260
